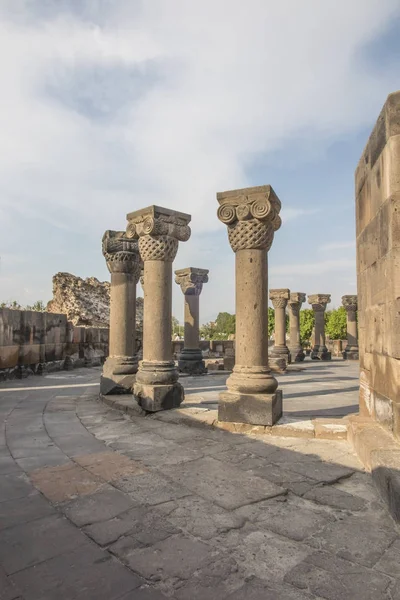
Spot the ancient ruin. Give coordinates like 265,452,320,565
100,230,142,395
342,295,359,360
217,185,283,426
308,294,332,360
269,288,290,371
175,267,209,375
288,292,306,362
128,206,191,412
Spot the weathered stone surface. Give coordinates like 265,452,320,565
371,448,400,522
30,463,104,503
303,485,367,511
0,472,34,503
63,487,137,527
74,451,146,481
0,492,55,531
225,579,317,600
285,550,392,600
114,472,191,506
162,456,286,510
218,390,282,426
374,538,400,577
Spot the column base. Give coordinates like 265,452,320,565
178,350,207,375
311,346,331,361
100,356,137,395
133,382,184,412
218,389,282,426
289,346,305,362
269,357,288,372
343,347,359,360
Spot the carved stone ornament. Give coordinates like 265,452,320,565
102,230,142,278
126,205,191,262
217,185,282,252
342,295,358,312
175,268,209,296
288,292,306,312
308,294,331,312
269,288,290,309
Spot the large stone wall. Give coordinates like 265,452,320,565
0,308,109,380
355,91,400,438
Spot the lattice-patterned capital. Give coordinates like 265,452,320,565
217,185,282,252
342,295,358,313
126,205,191,263
175,267,209,296
102,230,142,280
308,294,331,312
288,292,306,313
270,288,290,309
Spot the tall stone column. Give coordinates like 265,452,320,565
288,292,306,362
269,289,290,370
175,268,209,375
127,206,191,412
308,294,331,360
342,295,359,360
100,230,142,395
217,185,283,426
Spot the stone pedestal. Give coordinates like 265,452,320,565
127,206,191,412
342,295,359,360
288,292,306,362
175,267,209,375
217,185,283,426
308,294,331,360
269,289,290,371
100,230,142,395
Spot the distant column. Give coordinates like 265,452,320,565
127,205,191,412
288,292,306,362
308,294,331,360
100,230,142,395
342,295,359,360
217,185,283,426
269,289,290,371
175,268,209,375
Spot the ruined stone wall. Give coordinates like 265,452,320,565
0,308,109,380
355,91,400,438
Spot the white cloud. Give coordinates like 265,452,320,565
0,0,398,310
319,241,356,251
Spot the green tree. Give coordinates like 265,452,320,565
200,321,217,340
325,306,347,340
0,300,22,309
299,309,315,344
214,312,236,338
172,316,182,337
268,307,275,337
25,300,46,312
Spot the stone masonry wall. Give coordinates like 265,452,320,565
0,308,109,380
355,90,400,438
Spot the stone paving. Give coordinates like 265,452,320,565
0,363,399,599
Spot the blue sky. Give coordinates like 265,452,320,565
0,1,399,324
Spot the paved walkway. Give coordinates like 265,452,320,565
0,364,399,599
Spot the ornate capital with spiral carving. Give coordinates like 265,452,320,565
269,288,290,309
102,230,142,280
126,205,191,262
217,185,282,252
308,294,331,312
175,267,209,296
342,295,358,313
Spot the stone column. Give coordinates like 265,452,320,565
100,230,142,395
342,295,359,360
217,185,283,426
269,289,290,370
308,294,331,360
288,292,306,362
127,206,191,412
175,268,209,375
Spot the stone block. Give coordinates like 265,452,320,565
313,418,348,440
134,382,184,412
370,449,400,522
178,358,207,375
218,390,282,426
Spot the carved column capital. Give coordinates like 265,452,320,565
342,295,358,313
126,205,191,262
269,288,290,309
217,185,282,252
288,292,306,313
175,267,209,296
308,294,331,312
102,230,142,280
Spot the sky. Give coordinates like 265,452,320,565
0,0,399,324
